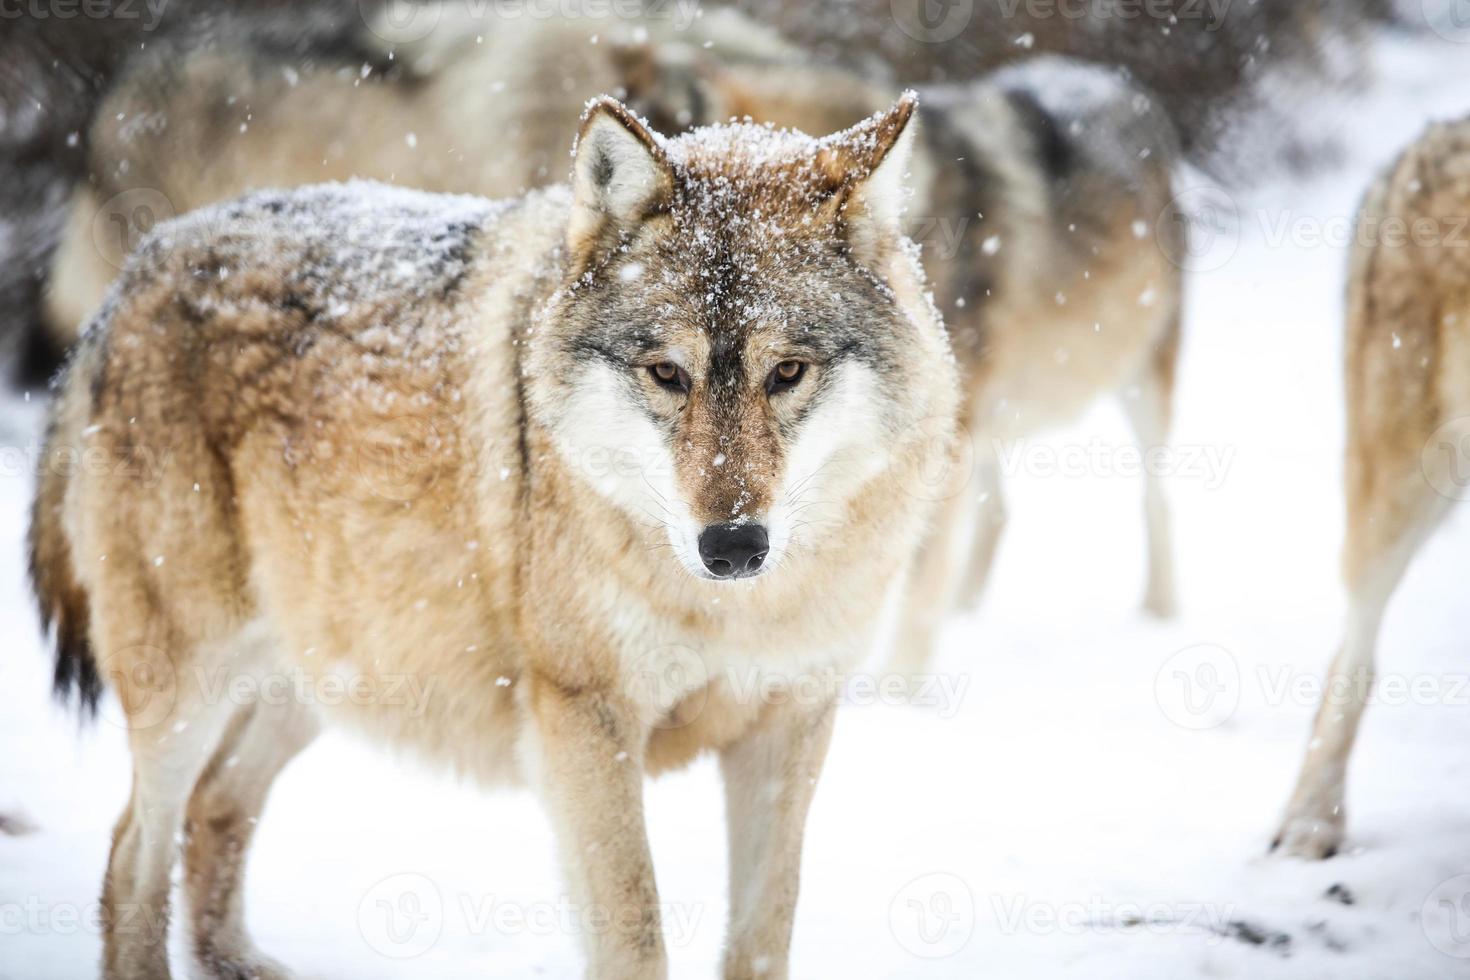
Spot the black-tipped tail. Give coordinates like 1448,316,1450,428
29,421,100,716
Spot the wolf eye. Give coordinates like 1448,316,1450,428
766,360,807,395
648,361,690,394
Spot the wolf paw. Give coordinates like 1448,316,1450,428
1141,582,1179,619
192,948,294,980
1271,813,1345,860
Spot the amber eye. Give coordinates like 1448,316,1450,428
649,361,690,394
766,360,807,395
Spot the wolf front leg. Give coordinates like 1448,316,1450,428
719,692,837,980
526,670,666,980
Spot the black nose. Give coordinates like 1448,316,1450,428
698,522,770,579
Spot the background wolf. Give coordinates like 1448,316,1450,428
30,96,958,979
1274,115,1470,860
49,13,1185,675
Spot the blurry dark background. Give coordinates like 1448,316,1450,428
0,0,1420,386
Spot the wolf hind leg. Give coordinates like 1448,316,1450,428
1274,440,1450,859
183,700,319,980
100,637,240,980
953,450,1006,612
1123,302,1183,618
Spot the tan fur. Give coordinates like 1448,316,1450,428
1275,117,1470,859
34,101,956,979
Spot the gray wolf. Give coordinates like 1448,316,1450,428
31,96,958,978
1275,116,1470,859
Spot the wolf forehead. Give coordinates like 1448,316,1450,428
565,123,912,369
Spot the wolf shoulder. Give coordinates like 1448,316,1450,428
74,181,567,398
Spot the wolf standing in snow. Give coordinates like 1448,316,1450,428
30,97,958,978
1275,117,1470,859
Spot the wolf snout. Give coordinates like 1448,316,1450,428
698,522,769,579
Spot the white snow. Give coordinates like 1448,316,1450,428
4,30,1470,980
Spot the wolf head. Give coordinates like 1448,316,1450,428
529,94,952,584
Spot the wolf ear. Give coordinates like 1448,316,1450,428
568,97,673,273
818,92,919,266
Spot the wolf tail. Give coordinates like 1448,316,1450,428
29,409,100,715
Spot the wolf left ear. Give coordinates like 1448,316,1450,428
818,92,919,266
568,97,673,274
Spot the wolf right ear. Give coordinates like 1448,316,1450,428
568,98,673,274
814,93,919,269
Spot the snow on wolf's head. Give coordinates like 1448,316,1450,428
531,94,951,584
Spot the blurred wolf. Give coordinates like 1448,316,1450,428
48,15,1183,678
726,0,1384,166
31,96,956,978
0,0,428,385
1275,116,1470,860
906,60,1185,672
43,9,744,343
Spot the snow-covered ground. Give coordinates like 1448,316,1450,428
6,28,1470,980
